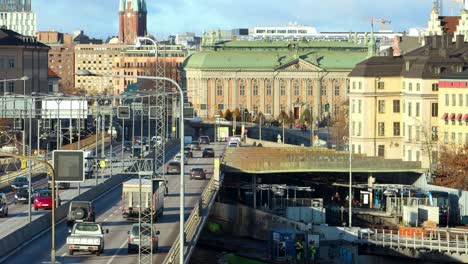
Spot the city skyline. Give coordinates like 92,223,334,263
32,0,465,39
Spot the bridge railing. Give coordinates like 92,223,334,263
163,168,221,264
358,228,468,254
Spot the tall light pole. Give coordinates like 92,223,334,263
76,69,185,264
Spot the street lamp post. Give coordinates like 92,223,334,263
76,69,185,264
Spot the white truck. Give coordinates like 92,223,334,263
121,179,165,221
67,222,108,256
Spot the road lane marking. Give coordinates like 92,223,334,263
61,253,66,257
105,239,128,264
103,218,108,222
109,213,113,217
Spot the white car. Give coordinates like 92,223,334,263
227,142,239,148
174,153,188,165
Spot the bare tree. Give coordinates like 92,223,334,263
331,99,349,149
434,144,468,190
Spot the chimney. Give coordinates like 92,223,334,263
456,34,464,48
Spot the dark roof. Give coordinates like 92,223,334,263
440,69,468,80
439,16,460,33
348,56,404,77
0,27,49,48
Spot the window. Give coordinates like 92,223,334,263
358,145,361,154
408,126,412,141
416,83,420,91
253,80,258,96
358,82,362,90
266,104,272,115
408,102,412,116
445,94,449,106
378,100,385,113
466,94,468,106
393,100,400,113
321,80,326,96
431,103,438,117
403,122,406,136
352,121,355,136
444,132,448,144
280,80,285,96
393,122,400,136
253,105,258,115
358,100,362,113
378,145,385,157
0,82,3,93
266,80,272,96
452,94,456,106
409,83,412,91
403,101,406,113
201,104,207,110
218,104,224,110
352,100,355,113
416,151,420,162
307,80,313,96
377,81,385,90
239,80,245,96
415,102,420,117
334,81,340,96
458,133,463,145
293,80,299,96
416,126,420,142
466,133,468,145
402,81,405,90
432,126,438,141
8,82,14,92
8,58,14,68
216,80,223,96
378,122,385,136
432,83,438,91
451,132,456,144
459,94,463,106
352,81,356,90
358,122,362,136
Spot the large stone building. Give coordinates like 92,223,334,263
0,0,35,36
349,34,468,169
0,27,49,95
74,44,125,94
438,71,468,148
118,0,147,44
113,44,187,93
37,31,75,92
182,39,370,120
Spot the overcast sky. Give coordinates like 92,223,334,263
33,0,464,39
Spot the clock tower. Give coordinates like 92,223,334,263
118,0,147,44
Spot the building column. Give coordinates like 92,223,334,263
273,78,280,118
314,78,321,120
247,79,252,113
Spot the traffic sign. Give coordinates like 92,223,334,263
117,106,131,119
52,150,85,183
100,160,106,168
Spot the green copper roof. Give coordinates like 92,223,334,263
132,0,139,11
183,50,367,70
119,0,125,11
216,40,366,49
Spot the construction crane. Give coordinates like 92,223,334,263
366,18,392,31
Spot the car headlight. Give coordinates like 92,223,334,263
14,195,18,199
34,199,39,203
0,207,3,211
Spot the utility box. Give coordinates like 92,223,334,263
402,205,439,227
286,207,326,224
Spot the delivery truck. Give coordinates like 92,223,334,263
121,178,165,221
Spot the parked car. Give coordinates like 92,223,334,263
190,167,207,180
14,187,34,204
127,223,160,254
34,189,61,210
67,222,108,256
11,176,29,190
166,161,181,175
174,153,188,165
184,146,193,158
67,201,96,227
0,193,8,217
189,141,201,151
198,136,210,144
202,148,215,158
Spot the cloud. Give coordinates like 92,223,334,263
33,0,459,39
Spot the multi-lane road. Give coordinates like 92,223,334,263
1,142,225,264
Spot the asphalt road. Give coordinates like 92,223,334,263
2,142,225,264
0,142,130,240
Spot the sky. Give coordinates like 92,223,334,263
32,0,465,40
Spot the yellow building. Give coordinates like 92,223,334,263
438,73,468,148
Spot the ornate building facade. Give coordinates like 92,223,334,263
182,40,369,121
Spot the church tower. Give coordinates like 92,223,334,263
118,0,147,44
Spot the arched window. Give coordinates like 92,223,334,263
253,79,258,96
239,80,245,96
294,80,299,96
266,79,272,96
216,79,223,96
280,80,286,96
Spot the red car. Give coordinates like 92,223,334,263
34,189,61,210
190,167,206,180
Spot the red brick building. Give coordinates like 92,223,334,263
118,0,147,44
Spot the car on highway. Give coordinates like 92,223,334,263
34,189,61,210
189,141,201,151
104,152,117,163
10,176,29,190
227,142,239,148
47,175,70,189
190,167,207,180
123,141,132,152
0,193,8,217
127,223,160,254
202,148,215,158
14,187,34,204
166,160,181,175
67,222,108,256
174,153,188,165
67,201,96,227
130,145,143,158
198,136,210,144
184,146,193,158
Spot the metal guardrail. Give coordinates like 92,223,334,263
163,172,219,264
357,228,468,254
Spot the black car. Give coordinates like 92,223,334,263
184,146,193,158
11,176,29,190
14,187,34,204
198,136,210,144
202,148,215,158
189,141,201,151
